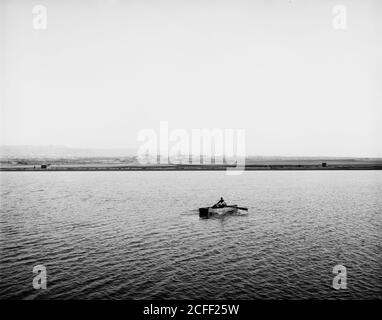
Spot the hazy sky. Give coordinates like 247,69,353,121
0,0,381,156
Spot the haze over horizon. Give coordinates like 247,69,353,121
1,144,381,159
1,0,381,157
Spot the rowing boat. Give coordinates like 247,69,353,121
199,205,238,218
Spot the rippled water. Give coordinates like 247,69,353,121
0,171,381,299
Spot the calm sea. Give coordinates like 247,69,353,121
0,171,381,299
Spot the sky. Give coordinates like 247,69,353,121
0,0,381,157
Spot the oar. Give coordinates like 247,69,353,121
227,205,248,211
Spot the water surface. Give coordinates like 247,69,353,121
0,171,381,299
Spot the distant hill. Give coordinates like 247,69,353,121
1,145,380,161
0,145,137,159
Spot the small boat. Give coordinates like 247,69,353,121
199,205,238,218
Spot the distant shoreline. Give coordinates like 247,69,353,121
2,157,382,172
1,164,382,171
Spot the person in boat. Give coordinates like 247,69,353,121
213,197,227,208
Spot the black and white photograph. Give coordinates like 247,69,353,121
0,0,381,316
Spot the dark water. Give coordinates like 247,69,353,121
0,171,381,299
